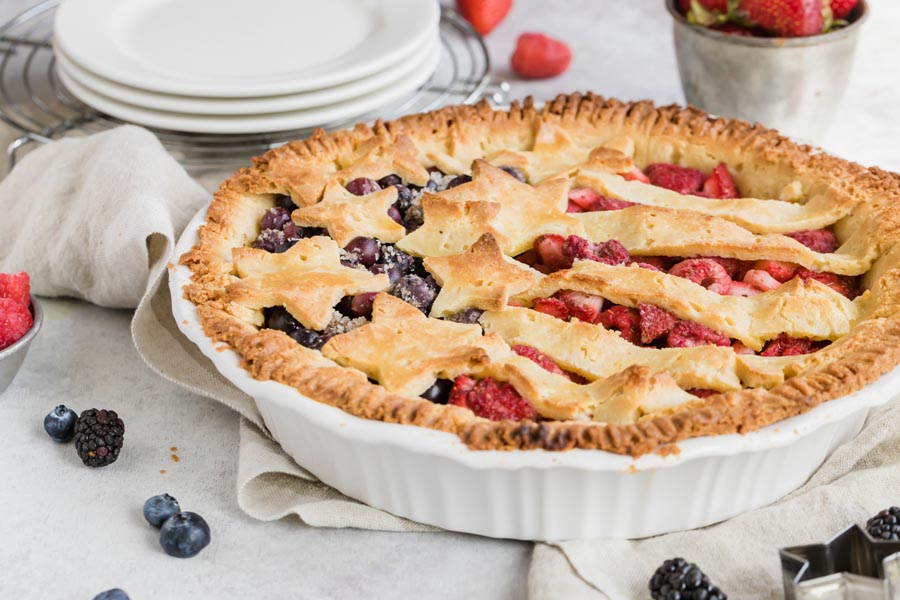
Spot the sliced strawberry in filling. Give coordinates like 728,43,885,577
638,303,678,344
686,388,720,398
795,268,855,298
742,269,781,292
753,260,798,283
645,163,707,195
554,290,604,324
621,167,651,183
512,344,585,383
449,374,539,421
666,320,731,348
563,235,631,266
598,306,641,344
532,297,570,320
669,258,732,290
786,229,839,253
760,334,815,357
701,163,739,199
567,187,636,212
530,234,570,273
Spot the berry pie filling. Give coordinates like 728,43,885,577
245,158,867,423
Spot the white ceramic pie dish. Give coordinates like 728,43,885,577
170,202,900,540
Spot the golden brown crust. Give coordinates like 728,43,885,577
180,93,900,456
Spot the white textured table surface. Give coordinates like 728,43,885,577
1,1,899,599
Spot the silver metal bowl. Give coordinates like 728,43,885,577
0,295,43,395
667,0,868,142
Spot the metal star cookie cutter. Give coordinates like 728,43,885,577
780,525,900,599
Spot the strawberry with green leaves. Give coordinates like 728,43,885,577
734,0,830,37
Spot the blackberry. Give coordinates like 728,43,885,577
73,409,125,468
866,506,900,540
649,558,726,600
93,589,129,600
43,405,78,443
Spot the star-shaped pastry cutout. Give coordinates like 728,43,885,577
322,293,509,395
227,236,390,330
486,121,593,183
423,233,540,318
397,160,584,257
260,130,430,206
291,181,407,247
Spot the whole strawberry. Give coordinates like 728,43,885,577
735,0,827,37
831,0,858,20
456,0,512,36
510,33,572,79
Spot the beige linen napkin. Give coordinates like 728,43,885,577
0,126,208,308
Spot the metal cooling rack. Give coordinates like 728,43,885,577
0,0,508,174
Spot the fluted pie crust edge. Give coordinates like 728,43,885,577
180,93,900,456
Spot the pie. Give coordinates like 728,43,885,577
180,93,900,456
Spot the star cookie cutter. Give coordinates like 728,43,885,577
780,525,900,599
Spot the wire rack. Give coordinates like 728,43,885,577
0,0,508,175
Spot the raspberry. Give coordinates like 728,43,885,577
555,290,604,324
742,269,781,292
0,298,33,350
599,306,641,344
760,334,814,357
645,164,707,195
567,187,635,212
753,260,798,283
701,163,739,199
513,345,568,378
638,303,678,344
0,271,30,306
666,321,731,348
449,375,539,421
563,235,631,266
795,268,854,298
532,297,570,320
786,229,839,253
532,234,571,272
669,258,732,290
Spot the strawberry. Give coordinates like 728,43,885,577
753,259,798,283
732,341,756,355
742,269,782,291
726,281,762,296
566,201,585,213
621,168,651,184
532,234,570,273
555,290,604,324
510,33,572,79
831,0,858,20
760,334,814,357
795,268,854,298
512,345,578,381
449,375,539,421
598,306,642,344
785,229,839,253
701,163,740,199
456,0,512,36
568,187,635,213
735,0,826,37
562,236,631,266
645,164,708,195
532,297,570,321
638,303,678,344
666,321,731,348
706,256,750,279
0,271,30,307
668,258,733,290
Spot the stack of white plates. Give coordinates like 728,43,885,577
53,0,441,134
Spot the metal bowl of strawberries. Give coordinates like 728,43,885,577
0,273,42,395
668,0,868,142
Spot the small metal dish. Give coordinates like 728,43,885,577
0,295,43,395
666,0,868,142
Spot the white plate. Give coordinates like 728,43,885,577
57,47,440,134
54,34,440,116
54,0,440,98
170,202,900,540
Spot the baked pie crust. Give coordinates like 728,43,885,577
180,93,900,456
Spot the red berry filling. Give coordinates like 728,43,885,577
512,345,585,382
449,375,539,421
567,187,635,213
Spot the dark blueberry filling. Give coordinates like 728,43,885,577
345,177,381,196
274,193,297,210
264,306,367,350
499,165,526,182
344,236,381,267
445,174,472,189
420,379,454,404
446,308,485,324
253,206,327,254
391,274,438,314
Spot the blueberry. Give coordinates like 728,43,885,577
143,494,181,528
377,174,402,188
290,327,324,350
446,308,484,324
349,292,377,318
499,165,526,182
259,207,291,231
265,307,299,333
369,262,402,285
345,177,380,196
393,185,414,213
421,379,453,404
378,245,416,274
253,229,286,253
344,237,381,267
445,174,472,189
274,193,297,210
159,511,211,559
387,205,403,225
93,589,129,600
402,204,424,232
391,274,437,313
43,405,77,443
